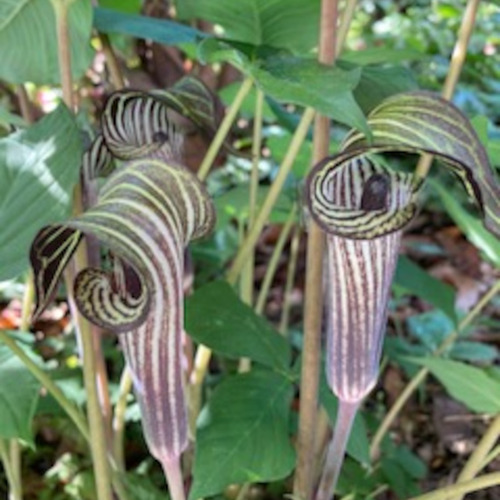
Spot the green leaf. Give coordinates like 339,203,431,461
0,105,82,280
450,341,498,363
99,0,141,15
341,47,427,65
352,64,418,114
407,357,500,413
406,310,454,351
190,370,295,499
178,0,321,54
185,281,291,371
319,376,370,465
250,55,369,134
0,0,94,84
394,256,457,320
93,7,208,46
214,184,297,230
431,179,500,268
0,335,41,445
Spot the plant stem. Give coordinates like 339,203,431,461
238,90,264,372
161,456,186,500
197,77,253,181
112,367,133,473
255,205,297,315
190,106,315,424
0,330,90,441
407,472,500,500
415,0,480,178
370,280,500,460
279,226,301,336
227,107,315,285
336,0,357,56
452,414,500,500
51,0,74,109
0,439,21,500
51,1,113,497
99,32,126,90
16,85,34,124
315,400,360,500
294,0,339,498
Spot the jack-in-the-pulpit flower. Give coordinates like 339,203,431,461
30,78,218,500
305,92,500,500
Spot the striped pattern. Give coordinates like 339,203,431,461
306,155,415,402
343,91,500,238
102,90,182,161
81,133,114,183
325,231,400,402
306,154,421,239
67,158,215,460
30,225,82,321
30,82,217,467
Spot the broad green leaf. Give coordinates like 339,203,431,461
0,107,27,130
178,0,321,54
0,0,94,84
341,47,426,65
219,82,275,121
407,357,500,413
406,310,454,351
250,55,368,135
450,341,498,363
198,39,370,134
394,256,457,321
0,105,82,280
431,179,500,267
93,7,208,46
185,281,291,371
0,335,41,445
99,0,141,14
319,376,370,465
352,64,418,114
190,370,295,500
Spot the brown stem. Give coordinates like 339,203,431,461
52,0,74,109
293,1,339,498
415,0,480,178
99,33,126,90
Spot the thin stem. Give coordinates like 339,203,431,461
237,89,264,373
370,280,500,460
72,298,113,500
0,439,21,500
197,77,253,181
112,367,134,473
0,330,90,442
315,400,360,500
452,414,500,500
51,0,74,109
336,0,357,56
51,2,113,496
190,107,315,424
227,107,315,285
16,85,34,124
161,456,186,500
99,32,126,90
294,0,340,497
407,472,500,500
481,444,500,470
8,441,21,500
415,0,480,178
279,226,301,336
235,483,251,500
255,205,297,315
